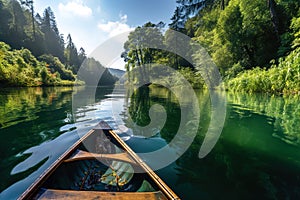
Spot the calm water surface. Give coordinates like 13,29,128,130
0,86,300,199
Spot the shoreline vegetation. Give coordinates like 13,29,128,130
0,0,300,95
0,0,116,88
226,47,300,95
0,42,81,87
121,0,300,95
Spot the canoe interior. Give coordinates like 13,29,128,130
18,123,179,200
29,128,163,199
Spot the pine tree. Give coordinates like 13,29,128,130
41,7,64,61
65,34,79,73
20,0,35,39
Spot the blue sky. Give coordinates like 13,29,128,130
34,0,177,69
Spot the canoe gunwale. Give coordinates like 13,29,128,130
107,129,180,200
17,121,180,200
17,129,96,200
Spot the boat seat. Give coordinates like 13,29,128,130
36,189,168,200
64,150,137,165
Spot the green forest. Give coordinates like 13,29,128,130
122,0,300,95
1,0,300,93
0,0,116,86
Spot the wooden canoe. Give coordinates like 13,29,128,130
18,121,180,200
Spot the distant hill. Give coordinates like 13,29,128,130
108,68,125,79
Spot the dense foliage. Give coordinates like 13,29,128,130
0,0,84,69
0,0,116,86
122,0,300,94
186,0,300,94
224,0,300,94
121,22,199,87
0,42,74,86
227,47,300,94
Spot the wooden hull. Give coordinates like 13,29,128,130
18,121,180,200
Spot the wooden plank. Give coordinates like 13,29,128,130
64,150,137,165
37,189,168,200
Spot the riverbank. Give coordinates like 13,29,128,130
226,47,300,95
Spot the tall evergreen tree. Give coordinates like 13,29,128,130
170,0,219,31
7,0,26,49
65,34,79,73
0,0,12,43
169,6,186,31
20,0,35,39
78,47,86,66
41,7,64,61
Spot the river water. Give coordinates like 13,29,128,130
0,86,300,199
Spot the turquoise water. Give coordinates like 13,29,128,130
0,86,300,199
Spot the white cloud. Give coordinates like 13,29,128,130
120,14,127,23
58,1,92,18
97,14,134,37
